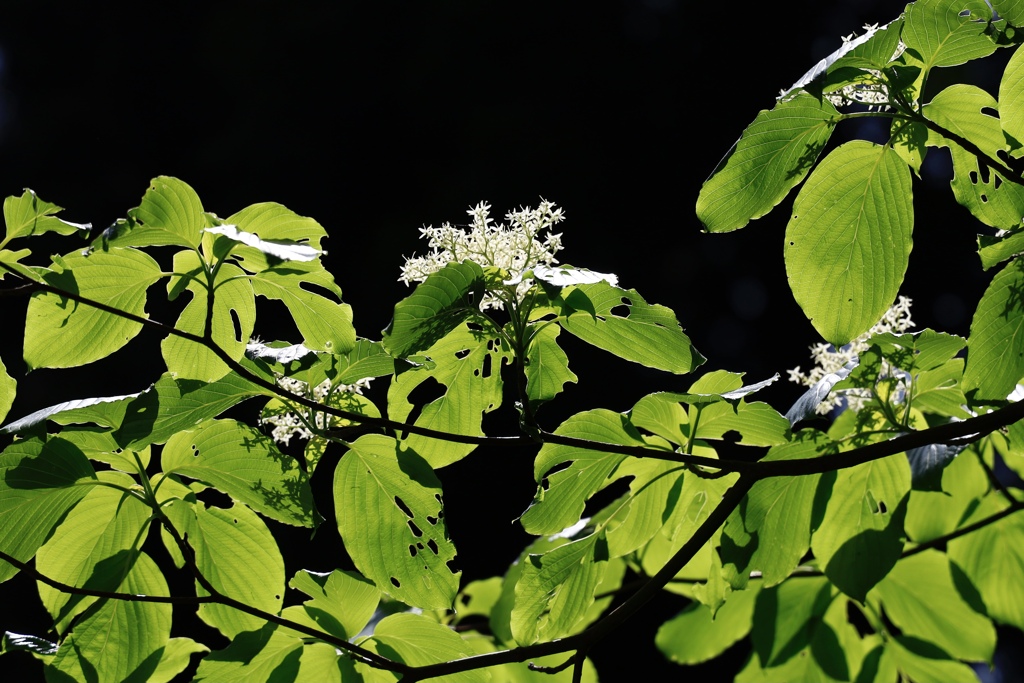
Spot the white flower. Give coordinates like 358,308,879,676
788,296,914,414
261,374,373,446
399,200,566,309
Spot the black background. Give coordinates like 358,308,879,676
0,1,1011,680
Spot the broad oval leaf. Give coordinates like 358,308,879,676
785,140,913,346
0,356,15,425
697,92,838,233
120,176,206,248
656,586,758,665
334,434,459,609
24,248,163,370
369,613,482,683
163,419,318,527
1000,27,1024,151
903,0,999,71
524,323,577,409
3,189,89,243
963,257,1024,399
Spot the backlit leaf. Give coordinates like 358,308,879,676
963,257,1024,399
524,323,577,409
656,586,759,665
903,0,999,70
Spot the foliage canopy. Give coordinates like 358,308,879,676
5,1,1024,681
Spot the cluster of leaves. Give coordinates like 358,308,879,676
3,0,1024,681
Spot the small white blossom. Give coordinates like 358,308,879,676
789,296,914,414
261,374,372,446
399,200,566,309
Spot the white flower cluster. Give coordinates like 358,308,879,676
788,296,914,414
399,200,565,309
261,375,372,446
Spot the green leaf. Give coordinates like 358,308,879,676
556,281,703,373
870,549,994,662
2,393,140,435
656,586,759,665
903,0,999,71
24,248,163,370
520,409,647,535
114,368,270,447
387,322,510,467
883,636,981,683
224,202,329,272
334,434,459,609
722,433,828,587
119,176,206,248
924,84,1024,229
0,356,15,425
992,0,1024,25
249,261,356,354
1000,32,1024,154
206,223,321,262
948,496,1024,629
694,400,791,447
35,472,151,634
2,189,89,244
511,533,604,645
905,441,988,542
287,568,380,641
811,455,910,601
603,458,686,558
192,624,303,683
979,229,1024,270
963,257,1024,399
524,323,577,409
187,502,285,638
0,437,95,583
161,260,255,381
383,260,486,357
369,613,481,682
784,140,914,346
0,246,34,280
46,552,171,683
750,577,834,669
163,418,318,527
697,92,838,233
147,638,210,683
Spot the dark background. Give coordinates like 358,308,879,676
0,1,1010,681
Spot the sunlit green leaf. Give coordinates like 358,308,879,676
163,418,317,527
811,454,910,601
387,322,509,467
224,202,329,272
604,458,685,558
0,356,15,425
46,552,171,683
520,409,646,535
697,92,837,233
0,437,95,583
35,472,151,633
978,229,1024,270
524,323,577,409
116,176,206,248
2,189,89,244
948,496,1024,630
882,635,980,683
192,623,303,683
905,444,988,542
24,248,162,370
870,549,994,662
334,434,459,609
287,569,380,641
656,586,758,665
1000,34,1024,153
556,281,703,373
383,260,486,358
147,638,210,683
903,0,999,71
785,141,913,346
963,257,1024,399
368,613,482,683
511,533,604,645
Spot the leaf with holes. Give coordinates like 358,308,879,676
161,255,255,382
902,0,998,72
556,281,703,374
811,454,910,601
223,202,329,273
383,260,486,357
785,140,913,346
24,248,163,370
249,261,355,354
520,409,648,535
697,92,838,233
387,322,509,468
0,437,96,583
924,85,1024,229
104,176,207,249
162,419,318,527
45,552,171,683
334,434,459,610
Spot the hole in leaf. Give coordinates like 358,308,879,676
455,348,471,360
481,353,492,378
435,493,443,505
417,542,424,550
461,594,472,606
233,519,238,524
970,170,979,184
426,515,438,525
958,8,970,16
403,378,446,434
466,322,483,332
981,106,998,118
394,496,414,519
610,300,630,317
230,309,244,343
541,478,550,491
391,577,401,588
877,500,888,514
409,544,417,557
408,520,423,537
446,557,460,574
299,280,339,301
427,539,439,555
995,175,1003,189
